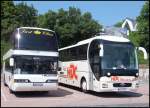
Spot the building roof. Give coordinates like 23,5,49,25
122,18,137,31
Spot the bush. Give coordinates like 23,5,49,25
1,40,11,69
138,51,149,65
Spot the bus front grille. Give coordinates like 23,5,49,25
113,83,132,87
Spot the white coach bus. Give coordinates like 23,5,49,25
2,27,59,93
58,35,148,92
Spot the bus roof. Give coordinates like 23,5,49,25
18,27,55,32
59,35,130,51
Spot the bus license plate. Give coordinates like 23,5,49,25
118,87,127,91
33,83,43,86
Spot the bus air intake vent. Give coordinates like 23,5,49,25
113,83,132,87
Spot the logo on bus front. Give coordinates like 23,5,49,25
67,64,78,80
111,76,134,82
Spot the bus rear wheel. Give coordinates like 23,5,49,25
81,79,87,93
9,88,15,94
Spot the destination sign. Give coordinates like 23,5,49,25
20,29,54,36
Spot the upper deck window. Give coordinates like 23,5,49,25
15,28,58,51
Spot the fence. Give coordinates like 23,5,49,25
139,68,149,81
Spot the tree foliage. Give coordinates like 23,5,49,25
1,1,16,41
1,1,38,41
1,1,148,67
114,2,149,64
15,2,38,27
128,1,149,64
114,20,124,27
128,32,140,46
136,1,149,53
115,2,149,52
37,7,102,47
1,1,38,67
1,3,102,68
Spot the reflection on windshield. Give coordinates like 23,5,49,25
101,43,138,70
16,29,58,51
14,56,58,74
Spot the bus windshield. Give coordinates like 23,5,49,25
101,43,138,70
14,56,58,74
16,28,58,51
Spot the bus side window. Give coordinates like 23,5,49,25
70,48,77,61
11,29,18,49
77,44,88,60
89,40,101,80
5,59,13,73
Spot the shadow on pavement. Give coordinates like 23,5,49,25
59,83,143,98
58,83,82,92
14,88,73,98
89,91,143,98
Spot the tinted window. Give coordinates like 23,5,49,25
59,44,88,61
5,59,12,72
102,43,137,69
89,40,101,80
11,30,18,49
77,44,88,60
14,56,58,74
15,28,58,51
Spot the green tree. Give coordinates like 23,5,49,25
136,1,149,53
128,32,140,47
1,1,16,41
55,7,82,47
1,1,38,41
15,2,38,27
1,1,38,68
37,10,57,30
114,20,124,27
38,7,102,47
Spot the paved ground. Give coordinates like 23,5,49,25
1,79,149,107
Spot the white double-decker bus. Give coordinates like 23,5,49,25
58,35,147,92
2,27,59,93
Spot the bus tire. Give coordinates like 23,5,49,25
3,74,7,86
81,79,87,93
9,88,15,94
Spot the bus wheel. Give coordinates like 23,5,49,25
9,89,14,94
81,79,87,93
3,75,7,86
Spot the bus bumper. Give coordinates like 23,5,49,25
98,81,139,92
11,83,58,92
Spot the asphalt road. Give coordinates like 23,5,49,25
1,80,149,107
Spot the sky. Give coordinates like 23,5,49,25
14,1,145,26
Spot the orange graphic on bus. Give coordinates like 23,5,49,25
111,76,119,81
67,64,78,80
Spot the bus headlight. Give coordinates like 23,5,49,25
136,83,139,87
14,79,30,83
102,83,108,88
135,73,139,77
107,72,111,77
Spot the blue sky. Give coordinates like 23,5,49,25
14,1,145,26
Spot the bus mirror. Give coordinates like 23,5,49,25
99,44,104,57
9,58,14,66
138,47,148,60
